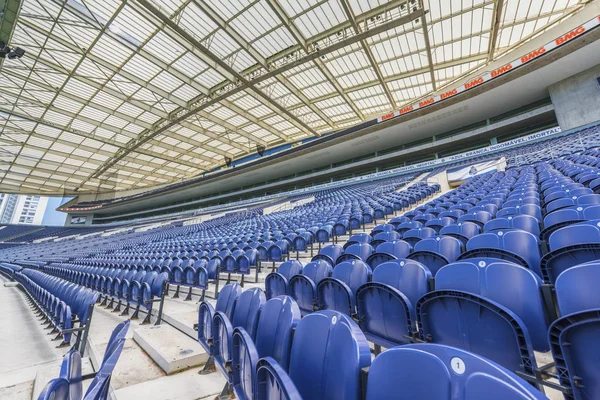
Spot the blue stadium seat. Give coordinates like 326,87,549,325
396,221,422,236
343,233,372,249
213,288,266,383
37,378,69,400
265,260,303,299
336,243,374,264
39,321,130,400
425,217,455,233
257,241,273,262
540,220,600,283
459,230,542,278
555,261,600,315
231,296,301,400
408,236,462,276
371,223,396,235
416,289,537,376
311,244,344,266
389,216,410,227
366,344,546,400
268,240,290,262
255,358,302,400
457,210,493,228
316,225,333,243
237,249,259,275
497,204,543,221
255,311,371,400
289,260,332,316
365,239,412,270
540,204,600,241
483,214,540,236
402,227,437,247
198,283,242,354
436,259,549,352
293,232,313,252
356,259,430,348
549,261,600,400
317,260,371,316
438,209,465,221
370,231,401,248
439,222,480,245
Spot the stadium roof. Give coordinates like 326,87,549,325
0,0,586,194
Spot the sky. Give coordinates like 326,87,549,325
42,196,73,226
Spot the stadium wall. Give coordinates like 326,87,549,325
549,63,600,130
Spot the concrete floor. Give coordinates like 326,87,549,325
0,277,66,378
0,276,68,399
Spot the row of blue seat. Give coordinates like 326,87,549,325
196,283,547,400
41,263,169,325
266,258,599,399
0,262,22,278
14,269,98,346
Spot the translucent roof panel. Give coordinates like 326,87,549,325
0,0,586,194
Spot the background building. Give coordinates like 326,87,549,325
0,194,70,226
0,193,18,224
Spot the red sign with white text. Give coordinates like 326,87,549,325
377,15,600,123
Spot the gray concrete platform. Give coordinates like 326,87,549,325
133,324,208,375
90,307,166,390
0,380,33,400
113,365,226,400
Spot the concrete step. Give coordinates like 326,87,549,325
113,365,225,400
0,380,32,400
161,310,198,340
133,324,208,375
31,357,94,400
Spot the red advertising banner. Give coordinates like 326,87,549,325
377,15,600,123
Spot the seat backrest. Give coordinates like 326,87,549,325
84,335,127,400
331,260,372,295
402,227,436,246
465,230,541,277
373,231,401,242
102,321,130,365
255,358,301,400
372,224,395,234
555,261,600,315
440,222,480,240
276,260,303,280
301,260,332,285
254,296,301,370
436,259,549,352
484,215,540,236
417,289,536,375
372,260,431,309
313,244,344,264
343,243,374,261
216,283,243,319
59,350,82,400
38,378,69,400
150,272,169,297
396,221,422,234
231,288,266,339
288,311,371,400
548,220,600,251
348,233,372,244
366,344,546,400
374,240,411,258
414,236,462,262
